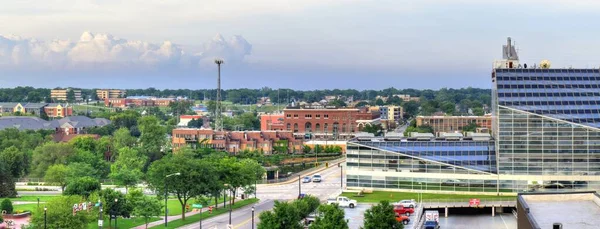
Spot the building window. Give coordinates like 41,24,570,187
316,114,321,119
315,123,321,132
293,123,298,133
305,122,312,133
305,114,312,119
294,114,299,118
286,114,291,118
324,114,329,119
286,123,291,130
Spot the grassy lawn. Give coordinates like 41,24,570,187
165,197,230,216
9,195,60,202
87,217,161,229
13,203,41,214
151,198,259,229
342,191,516,203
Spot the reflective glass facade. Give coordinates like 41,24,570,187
345,69,600,194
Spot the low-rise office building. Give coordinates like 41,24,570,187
260,113,285,131
51,88,82,102
96,89,126,100
416,114,492,135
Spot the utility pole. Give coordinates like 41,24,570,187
214,59,224,131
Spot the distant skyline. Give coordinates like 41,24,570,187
2,0,600,90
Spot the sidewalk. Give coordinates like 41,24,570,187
132,203,229,229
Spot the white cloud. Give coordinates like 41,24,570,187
0,31,252,70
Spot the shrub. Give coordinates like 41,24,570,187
1,199,13,214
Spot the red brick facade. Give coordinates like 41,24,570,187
260,114,285,131
283,106,378,139
172,129,303,154
105,98,174,108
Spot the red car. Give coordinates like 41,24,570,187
396,214,410,225
394,204,415,216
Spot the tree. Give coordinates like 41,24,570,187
258,201,303,229
441,101,455,115
0,146,28,197
113,127,136,149
402,101,419,117
110,111,141,130
100,188,133,225
462,122,479,133
386,96,402,106
311,204,349,229
472,107,485,116
66,89,76,103
362,124,383,136
362,200,403,229
64,176,101,199
375,98,385,106
30,142,77,177
1,199,13,214
110,147,146,193
187,118,204,128
302,145,311,154
44,164,69,192
138,116,167,162
132,195,162,229
40,109,50,120
147,154,217,221
329,99,347,107
31,195,94,229
354,101,369,107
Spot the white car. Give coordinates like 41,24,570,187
327,196,357,208
312,174,322,182
396,199,417,208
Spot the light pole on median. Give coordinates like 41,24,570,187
44,206,47,229
252,206,255,229
338,163,343,189
165,172,181,227
114,198,118,229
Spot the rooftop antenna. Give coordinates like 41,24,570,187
214,59,224,131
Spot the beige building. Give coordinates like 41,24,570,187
96,89,126,100
416,114,491,135
51,89,82,102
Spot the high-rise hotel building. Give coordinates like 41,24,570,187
345,38,600,194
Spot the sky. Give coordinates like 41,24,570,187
1,0,600,90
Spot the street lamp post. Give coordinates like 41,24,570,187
98,200,103,229
165,172,181,227
114,198,118,229
199,207,202,229
339,164,343,189
252,206,255,229
44,206,47,229
298,175,301,198
37,198,40,208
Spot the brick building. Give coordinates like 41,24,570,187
260,113,285,131
104,97,176,108
415,114,492,135
283,105,378,140
44,103,73,118
172,128,303,154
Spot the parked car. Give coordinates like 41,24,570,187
395,214,410,225
327,196,357,208
312,174,322,182
442,179,465,186
304,211,320,226
302,176,312,183
396,199,417,208
393,204,415,216
424,210,440,229
424,220,440,229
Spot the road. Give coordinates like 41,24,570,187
202,164,345,229
178,199,274,229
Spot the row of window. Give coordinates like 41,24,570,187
496,76,600,81
497,92,600,97
500,100,600,106
497,84,600,89
495,69,599,73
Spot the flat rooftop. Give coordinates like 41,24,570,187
520,192,600,229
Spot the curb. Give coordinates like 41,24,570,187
262,159,346,186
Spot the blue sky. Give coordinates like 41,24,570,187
1,0,599,90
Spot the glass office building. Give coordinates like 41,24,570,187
346,38,600,194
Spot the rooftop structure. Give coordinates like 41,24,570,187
518,192,600,229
